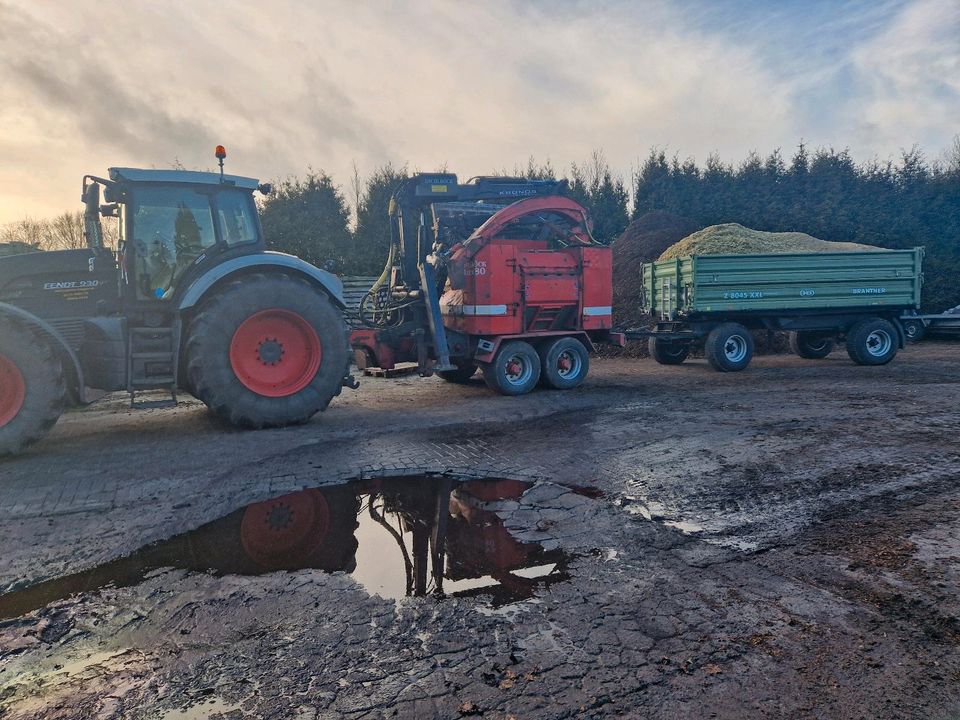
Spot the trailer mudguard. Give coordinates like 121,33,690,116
0,301,86,403
177,251,346,311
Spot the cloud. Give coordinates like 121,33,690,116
0,0,957,222
847,0,960,154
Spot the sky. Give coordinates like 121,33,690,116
0,0,958,223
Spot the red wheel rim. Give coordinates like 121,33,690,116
229,309,322,397
0,354,26,427
240,489,331,570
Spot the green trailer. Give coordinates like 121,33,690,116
632,248,923,372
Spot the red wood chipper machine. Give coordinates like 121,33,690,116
350,174,619,395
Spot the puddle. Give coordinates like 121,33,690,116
160,698,242,719
0,476,587,619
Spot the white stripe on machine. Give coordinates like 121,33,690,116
582,306,612,316
441,304,509,316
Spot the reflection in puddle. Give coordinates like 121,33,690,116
160,698,242,720
0,476,580,620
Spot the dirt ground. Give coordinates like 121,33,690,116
1,342,959,719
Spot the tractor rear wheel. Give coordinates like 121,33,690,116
788,331,836,359
482,341,541,396
538,337,589,389
0,318,65,456
437,361,478,384
185,273,348,428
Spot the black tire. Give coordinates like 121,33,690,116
436,361,478,384
902,319,926,343
845,317,899,366
0,318,65,457
185,272,348,428
788,331,836,359
705,323,754,372
538,337,590,389
481,341,541,396
648,337,690,365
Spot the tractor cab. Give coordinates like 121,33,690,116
85,157,271,305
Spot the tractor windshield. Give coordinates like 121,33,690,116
130,187,216,299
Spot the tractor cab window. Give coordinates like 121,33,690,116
131,187,216,299
216,190,258,246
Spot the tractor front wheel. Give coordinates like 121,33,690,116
0,318,65,456
186,273,348,428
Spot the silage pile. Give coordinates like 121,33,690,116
657,223,880,261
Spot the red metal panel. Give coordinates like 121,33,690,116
441,195,613,349
580,247,613,329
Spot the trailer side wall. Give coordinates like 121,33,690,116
642,249,923,317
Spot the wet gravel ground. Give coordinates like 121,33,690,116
1,342,959,719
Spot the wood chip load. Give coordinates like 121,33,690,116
657,223,880,261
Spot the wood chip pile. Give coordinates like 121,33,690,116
657,223,880,261
600,211,700,357
612,211,700,328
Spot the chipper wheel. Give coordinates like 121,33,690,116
845,317,899,366
648,337,690,365
538,337,590,389
482,341,541,396
185,273,348,428
0,318,65,456
788,331,836,359
437,361,479,384
705,323,754,372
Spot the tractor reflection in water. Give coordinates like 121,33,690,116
0,477,573,620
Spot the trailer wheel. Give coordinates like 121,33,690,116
538,337,589,390
648,337,690,365
705,323,754,372
788,331,836,359
482,341,541,396
0,318,65,456
437,361,478,384
902,319,926,342
845,317,898,366
186,272,348,428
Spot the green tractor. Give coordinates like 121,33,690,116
0,148,352,456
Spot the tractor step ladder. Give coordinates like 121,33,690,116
127,324,179,408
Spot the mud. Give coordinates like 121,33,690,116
0,342,959,718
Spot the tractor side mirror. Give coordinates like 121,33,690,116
257,182,273,195
82,181,104,249
100,203,119,218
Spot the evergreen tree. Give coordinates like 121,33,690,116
352,163,409,275
259,171,352,273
